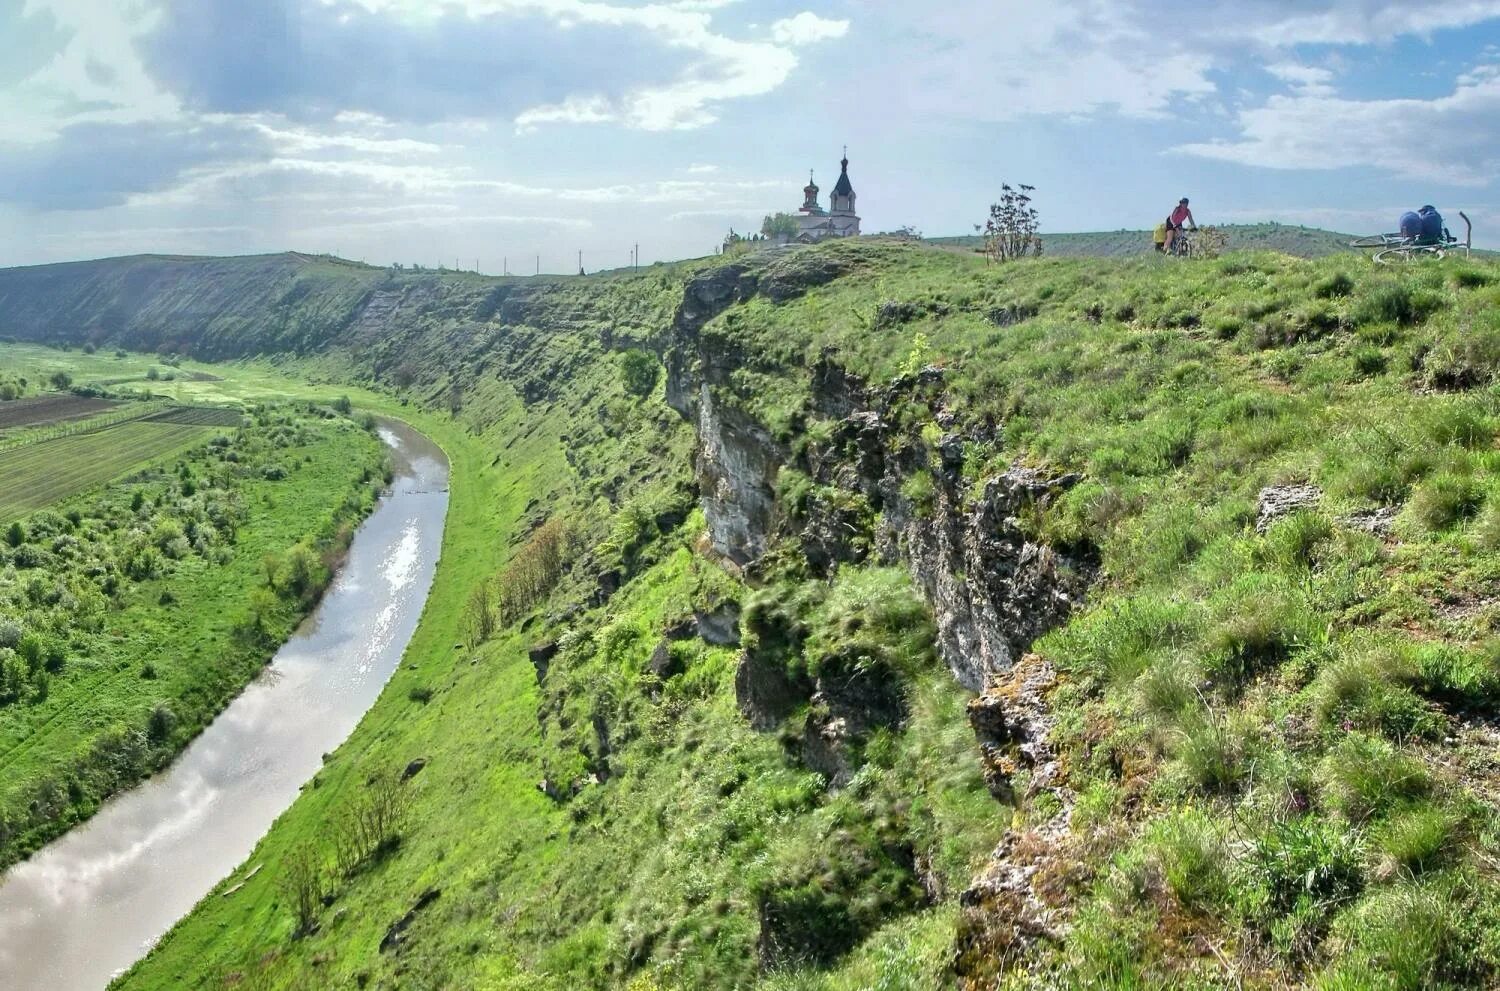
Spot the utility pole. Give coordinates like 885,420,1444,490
577,249,583,276
536,255,540,276
634,243,639,271
503,255,508,276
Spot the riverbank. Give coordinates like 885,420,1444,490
0,420,448,989
0,400,386,871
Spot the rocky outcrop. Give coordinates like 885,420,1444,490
801,661,907,787
667,299,1093,689
1256,482,1322,532
734,649,811,731
954,654,1078,985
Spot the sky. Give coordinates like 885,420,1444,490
3,0,1500,271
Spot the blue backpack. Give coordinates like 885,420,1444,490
1418,206,1444,244
1399,212,1422,239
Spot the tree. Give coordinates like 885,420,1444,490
464,581,495,646
48,371,72,391
975,184,1043,263
281,844,327,937
620,349,660,398
761,212,800,240
5,522,22,548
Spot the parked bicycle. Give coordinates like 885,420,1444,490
1350,211,1471,264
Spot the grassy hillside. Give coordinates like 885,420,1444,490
7,239,1500,988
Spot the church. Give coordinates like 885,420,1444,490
795,150,860,242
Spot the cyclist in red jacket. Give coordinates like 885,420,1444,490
1164,198,1197,254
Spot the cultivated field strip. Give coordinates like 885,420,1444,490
0,421,218,522
0,395,118,431
145,405,245,427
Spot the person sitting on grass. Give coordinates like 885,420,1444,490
1164,198,1196,254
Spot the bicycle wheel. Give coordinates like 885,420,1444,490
1350,234,1393,248
1374,246,1444,265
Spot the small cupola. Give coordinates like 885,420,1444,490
800,170,821,213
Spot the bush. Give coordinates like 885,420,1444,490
147,701,178,741
496,516,581,623
620,350,660,398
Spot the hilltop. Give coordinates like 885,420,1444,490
6,240,1500,989
931,222,1364,259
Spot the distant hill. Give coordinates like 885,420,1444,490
929,223,1362,259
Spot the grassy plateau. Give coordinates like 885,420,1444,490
6,233,1500,990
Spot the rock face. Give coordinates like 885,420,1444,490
666,284,1094,690
663,262,1100,974
801,663,907,787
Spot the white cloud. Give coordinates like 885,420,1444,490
769,12,850,46
1266,62,1337,97
1181,64,1500,184
1250,1,1500,46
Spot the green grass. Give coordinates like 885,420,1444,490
0,237,1495,989
0,381,387,867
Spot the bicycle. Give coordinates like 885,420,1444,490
1164,226,1228,259
1350,212,1471,265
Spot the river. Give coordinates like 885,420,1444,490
0,420,448,990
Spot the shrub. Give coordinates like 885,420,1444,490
496,516,581,623
620,350,660,398
281,844,328,937
5,521,22,548
147,701,178,741
464,581,495,646
331,770,413,876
